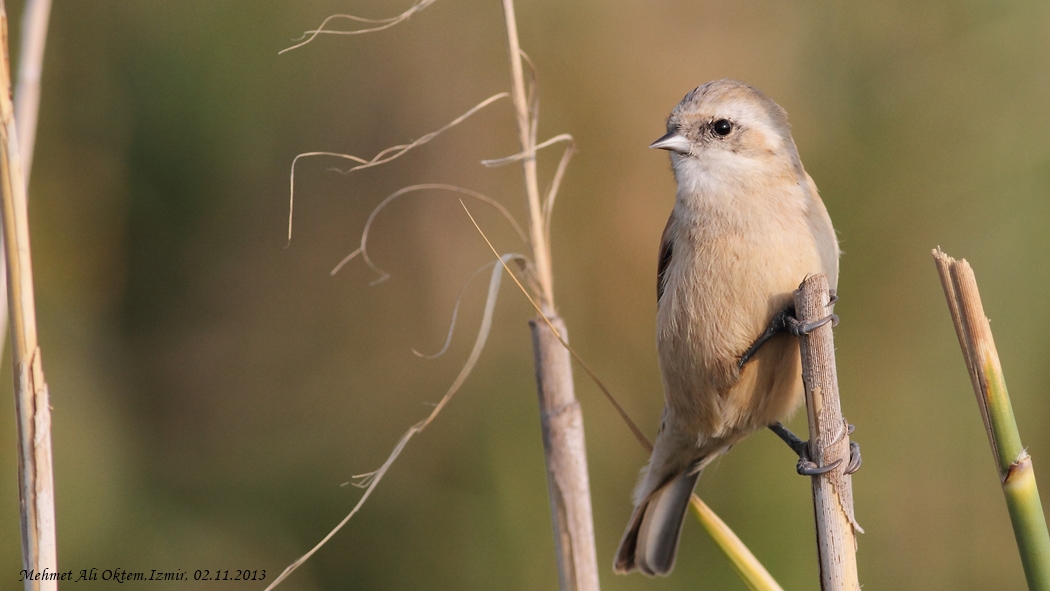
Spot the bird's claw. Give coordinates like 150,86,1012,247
785,312,839,336
844,441,862,475
798,456,842,476
799,434,861,476
770,421,857,477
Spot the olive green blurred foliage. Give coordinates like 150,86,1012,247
1,0,1049,589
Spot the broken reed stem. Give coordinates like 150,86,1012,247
531,316,599,591
794,274,859,591
933,248,1050,591
501,2,597,589
0,3,56,590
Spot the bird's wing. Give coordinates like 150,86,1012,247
657,214,675,303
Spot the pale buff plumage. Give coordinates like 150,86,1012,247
614,79,839,576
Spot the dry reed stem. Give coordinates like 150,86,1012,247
794,274,860,591
0,3,56,589
14,0,50,181
499,4,598,586
464,204,599,591
532,317,599,591
0,0,54,396
501,0,553,309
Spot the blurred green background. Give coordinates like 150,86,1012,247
1,0,1049,589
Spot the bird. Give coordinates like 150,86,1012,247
613,79,841,577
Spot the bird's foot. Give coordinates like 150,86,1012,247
769,421,860,476
738,291,839,370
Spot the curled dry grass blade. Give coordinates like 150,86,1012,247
412,259,501,360
542,139,575,249
279,0,439,54
286,93,511,245
480,133,574,167
326,183,528,281
263,253,524,591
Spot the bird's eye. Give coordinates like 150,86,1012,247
712,119,732,136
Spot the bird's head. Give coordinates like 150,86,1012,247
652,79,804,192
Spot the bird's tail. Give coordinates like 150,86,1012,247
613,464,703,576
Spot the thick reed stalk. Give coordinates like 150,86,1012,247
933,248,1050,591
501,2,597,589
0,2,57,589
531,316,599,591
794,274,860,591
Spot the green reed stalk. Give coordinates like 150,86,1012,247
934,248,1050,591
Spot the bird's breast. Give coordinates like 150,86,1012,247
655,186,832,433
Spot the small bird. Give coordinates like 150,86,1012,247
614,79,841,576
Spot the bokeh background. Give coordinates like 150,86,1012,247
1,1,1049,589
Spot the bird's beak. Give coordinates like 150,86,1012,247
649,131,691,155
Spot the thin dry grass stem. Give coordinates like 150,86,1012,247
0,0,54,396
411,259,499,359
286,93,511,244
332,93,510,174
478,131,576,249
501,0,553,309
278,0,439,55
13,0,50,182
264,251,524,591
520,50,538,128
542,141,574,246
513,49,539,156
688,495,785,591
328,183,528,281
0,3,56,589
481,133,574,167
461,201,651,452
